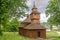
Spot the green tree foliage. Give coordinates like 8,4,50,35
0,29,3,36
3,18,19,32
3,21,11,32
0,0,28,35
46,0,60,25
10,18,19,32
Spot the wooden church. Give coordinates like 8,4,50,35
19,2,46,39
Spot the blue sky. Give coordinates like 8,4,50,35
19,0,50,23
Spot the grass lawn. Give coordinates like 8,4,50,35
0,32,29,40
46,31,60,40
0,31,60,40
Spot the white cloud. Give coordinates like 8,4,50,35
40,13,47,22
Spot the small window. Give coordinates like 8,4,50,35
37,31,40,37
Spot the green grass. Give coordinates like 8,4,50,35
0,31,60,40
0,32,29,40
46,31,58,38
46,31,60,40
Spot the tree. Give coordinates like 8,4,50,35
0,0,28,36
10,18,19,32
41,22,47,26
46,0,60,25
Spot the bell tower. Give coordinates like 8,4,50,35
30,2,40,24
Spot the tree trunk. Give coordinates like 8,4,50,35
50,25,53,31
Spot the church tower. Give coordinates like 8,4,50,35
30,2,40,24
19,1,46,39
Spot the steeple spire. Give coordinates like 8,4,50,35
32,1,37,9
33,1,36,8
32,1,37,11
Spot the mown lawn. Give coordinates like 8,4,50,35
46,31,60,40
0,31,60,40
0,32,29,40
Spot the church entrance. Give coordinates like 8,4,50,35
37,31,40,37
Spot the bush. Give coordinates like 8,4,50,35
10,26,17,32
0,30,3,36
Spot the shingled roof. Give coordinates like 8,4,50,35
24,24,46,29
22,16,31,23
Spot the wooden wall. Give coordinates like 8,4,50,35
19,28,46,39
